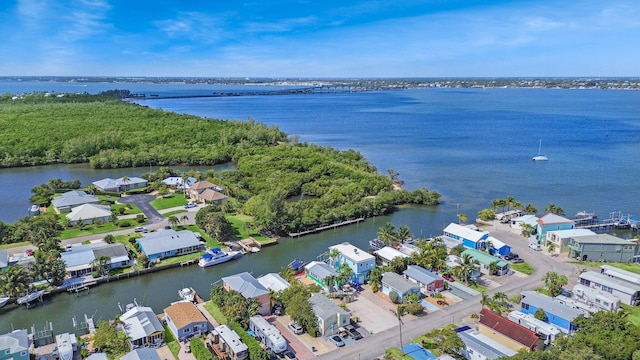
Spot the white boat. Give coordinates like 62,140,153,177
0,296,10,308
16,289,45,305
198,248,243,268
532,139,548,161
179,287,196,302
55,333,77,360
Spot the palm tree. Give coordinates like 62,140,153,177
506,196,516,211
324,274,337,293
121,176,130,192
168,215,179,229
396,225,413,243
369,267,383,292
545,203,565,215
488,261,499,276
180,215,189,225
325,248,340,267
0,265,31,298
456,254,479,285
524,203,538,214
478,209,495,221
521,223,535,238
456,213,468,225
377,222,397,246
181,173,191,198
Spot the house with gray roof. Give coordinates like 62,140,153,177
211,325,248,360
374,246,409,266
137,230,204,261
455,326,517,360
257,273,290,293
520,291,585,334
61,245,96,277
65,203,112,226
119,305,164,348
92,176,147,193
0,329,30,360
93,243,131,269
51,190,100,213
568,234,638,263
381,272,420,302
579,270,640,306
403,265,445,296
121,348,161,360
162,176,197,190
222,272,270,315
309,293,350,336
305,261,339,291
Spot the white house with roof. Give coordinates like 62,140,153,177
137,230,204,261
164,301,209,341
328,242,375,284
257,273,290,293
305,261,339,291
210,325,248,360
579,270,640,306
222,272,271,315
92,176,147,193
119,304,164,348
51,190,100,213
65,203,112,226
374,246,409,266
600,264,640,285
456,326,517,360
510,214,539,230
162,176,197,190
61,242,131,277
0,329,30,360
381,272,420,302
403,265,445,296
309,293,351,336
536,214,575,242
546,229,596,254
121,348,161,360
442,223,489,250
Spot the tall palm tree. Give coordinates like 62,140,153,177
377,222,397,246
457,213,468,225
521,223,536,238
180,215,189,225
121,176,130,192
168,215,179,229
396,225,413,243
325,248,340,267
524,203,538,214
0,265,31,298
506,196,516,211
455,254,479,285
181,173,191,198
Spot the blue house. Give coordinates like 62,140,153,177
443,223,488,250
536,214,575,242
137,230,204,261
486,236,511,257
520,290,584,334
328,242,375,284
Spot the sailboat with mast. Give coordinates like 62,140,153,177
532,139,548,161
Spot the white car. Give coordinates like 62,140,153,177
529,243,542,251
288,322,304,335
184,203,197,209
134,226,148,233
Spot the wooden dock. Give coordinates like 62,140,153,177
180,258,199,266
288,218,364,237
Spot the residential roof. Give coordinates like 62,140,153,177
138,230,202,256
600,265,640,285
456,326,517,359
403,265,443,285
61,245,96,268
571,233,633,245
198,188,228,202
374,246,409,262
93,243,129,259
257,273,291,292
537,213,575,226
309,293,350,320
546,229,596,238
222,272,269,299
511,214,538,224
214,325,248,354
461,249,509,267
382,272,420,294
65,203,112,222
0,329,29,354
579,271,640,294
487,236,509,250
119,305,164,341
520,291,586,321
305,261,339,279
51,190,99,208
164,301,207,330
478,308,541,348
120,348,161,360
162,176,197,188
443,223,488,242
92,177,147,191
189,180,217,191
329,242,374,263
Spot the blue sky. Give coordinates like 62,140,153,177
1,0,639,77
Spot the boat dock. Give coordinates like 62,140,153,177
574,211,638,232
288,217,365,237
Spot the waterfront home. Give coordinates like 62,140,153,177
60,243,131,277
477,308,544,352
119,304,165,348
485,236,511,257
65,203,112,226
455,326,517,360
568,234,638,262
0,250,8,270
535,214,575,242
461,249,509,276
328,242,376,284
545,229,596,254
0,329,29,360
120,348,161,360
221,272,270,315
92,243,131,270
305,261,339,291
495,209,524,223
520,291,584,334
162,176,197,190
600,264,640,285
210,325,248,360
164,301,209,341
381,272,420,302
51,190,100,213
510,214,538,230
137,230,204,261
309,293,351,336
374,246,409,266
403,265,445,296
442,223,489,250
92,176,147,193
257,273,291,293
571,284,621,311
578,270,640,306
188,180,228,204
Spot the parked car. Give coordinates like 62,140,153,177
283,350,297,360
330,335,345,347
503,254,514,261
338,327,349,338
134,226,148,233
511,258,524,263
345,325,363,340
529,243,542,251
288,322,304,335
442,273,455,282
184,202,197,208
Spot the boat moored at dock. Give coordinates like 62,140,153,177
179,287,196,302
198,248,243,268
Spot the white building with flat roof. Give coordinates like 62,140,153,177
579,270,640,306
328,242,375,284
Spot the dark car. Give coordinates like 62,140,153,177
511,258,524,263
330,335,345,347
503,254,514,261
283,350,297,360
345,325,363,340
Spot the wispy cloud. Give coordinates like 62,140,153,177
59,0,112,42
154,11,227,43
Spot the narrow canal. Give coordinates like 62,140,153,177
0,206,450,334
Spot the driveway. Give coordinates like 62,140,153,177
118,194,164,224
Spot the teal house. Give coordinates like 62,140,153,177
461,249,510,276
536,213,575,242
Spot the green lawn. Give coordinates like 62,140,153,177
0,241,30,250
111,203,142,215
158,251,205,266
203,301,228,324
511,262,535,275
59,223,126,239
163,209,188,217
572,261,640,274
150,193,188,210
183,225,221,248
225,213,271,242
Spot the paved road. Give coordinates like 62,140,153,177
118,194,165,224
317,223,580,360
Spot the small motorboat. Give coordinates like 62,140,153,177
179,287,196,302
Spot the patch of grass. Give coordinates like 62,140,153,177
115,233,140,255
469,283,488,292
0,241,30,250
622,304,640,328
511,262,535,275
111,203,142,215
59,223,122,239
163,209,188,217
384,347,414,360
184,225,221,248
164,325,181,360
150,194,188,210
203,301,228,324
158,252,204,266
226,213,270,242
571,261,640,274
